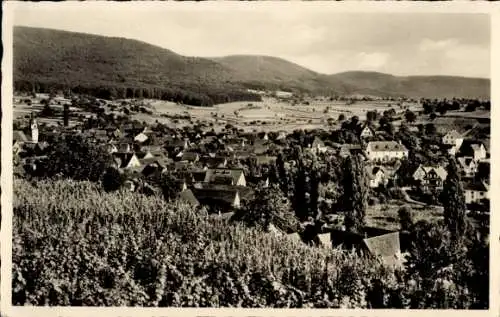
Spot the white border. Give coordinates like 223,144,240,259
2,1,500,317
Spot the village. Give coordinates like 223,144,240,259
12,91,491,268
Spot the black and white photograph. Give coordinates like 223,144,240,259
2,2,495,311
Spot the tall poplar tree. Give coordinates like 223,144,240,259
342,154,368,234
441,157,469,241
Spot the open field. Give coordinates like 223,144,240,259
366,200,443,231
131,97,422,132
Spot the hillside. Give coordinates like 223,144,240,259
212,55,347,94
14,26,490,100
14,27,236,89
327,71,490,99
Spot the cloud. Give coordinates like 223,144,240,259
356,52,390,70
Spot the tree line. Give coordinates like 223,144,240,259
14,80,262,107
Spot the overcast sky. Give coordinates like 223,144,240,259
13,4,491,78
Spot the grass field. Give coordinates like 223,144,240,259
366,201,443,231
131,97,423,133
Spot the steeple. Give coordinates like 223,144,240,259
30,113,39,144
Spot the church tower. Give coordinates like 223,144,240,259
30,115,39,144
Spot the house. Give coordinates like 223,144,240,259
412,165,448,190
192,187,241,209
13,130,30,155
308,136,327,153
177,151,200,163
255,155,277,166
200,156,228,169
134,132,149,143
203,168,247,187
365,141,408,162
457,157,478,178
117,143,132,153
463,181,489,204
360,125,375,139
457,140,487,162
112,152,141,170
252,139,270,155
334,143,362,158
330,227,402,268
442,130,463,146
276,131,287,141
166,138,189,153
366,166,388,188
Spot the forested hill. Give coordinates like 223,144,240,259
326,72,490,100
14,26,490,103
13,26,260,106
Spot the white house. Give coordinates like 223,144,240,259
365,141,408,162
366,166,388,188
412,164,448,190
457,157,478,178
471,144,487,162
464,181,489,204
134,132,149,143
360,126,374,139
442,130,463,146
308,137,328,154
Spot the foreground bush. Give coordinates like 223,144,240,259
12,179,487,308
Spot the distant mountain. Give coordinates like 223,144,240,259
327,71,490,99
14,26,490,101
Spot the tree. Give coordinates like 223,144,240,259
398,206,414,232
438,106,447,116
429,112,437,120
102,167,125,192
43,134,112,181
405,110,417,123
293,153,309,221
425,123,436,136
342,155,368,234
440,158,469,241
232,184,299,233
366,110,378,123
160,172,180,202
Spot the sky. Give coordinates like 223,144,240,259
12,3,491,78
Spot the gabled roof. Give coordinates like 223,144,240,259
363,232,401,267
179,152,199,162
443,129,462,139
458,157,476,169
311,136,325,148
178,189,200,206
205,168,245,185
199,156,227,168
458,139,485,157
367,141,407,152
113,152,139,169
192,187,239,206
366,166,385,180
414,164,447,180
255,155,277,165
463,181,489,192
